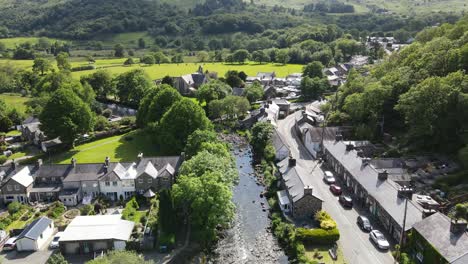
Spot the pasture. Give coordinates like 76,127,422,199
0,93,31,113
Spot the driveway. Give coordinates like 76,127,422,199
277,110,395,264
1,249,54,264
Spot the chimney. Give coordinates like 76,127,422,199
71,158,77,167
137,153,144,163
288,157,296,167
356,149,364,157
378,170,388,181
346,143,354,151
335,132,343,141
11,159,18,170
304,185,313,196
450,219,467,234
362,157,371,166
397,186,413,199
105,156,110,166
422,209,436,219
36,159,43,168
103,165,108,174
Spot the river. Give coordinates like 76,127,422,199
207,143,289,264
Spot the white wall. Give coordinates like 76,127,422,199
36,223,54,250
17,222,55,251
114,240,126,250
16,238,36,251
99,180,124,200
304,133,320,159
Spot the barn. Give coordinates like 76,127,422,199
16,217,54,251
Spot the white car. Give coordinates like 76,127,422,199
323,171,336,184
49,232,63,249
370,230,390,250
3,236,17,251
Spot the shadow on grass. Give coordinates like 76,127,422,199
114,130,162,161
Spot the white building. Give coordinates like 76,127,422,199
16,217,54,251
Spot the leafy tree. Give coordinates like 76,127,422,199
232,49,249,64
454,204,467,221
275,49,290,65
161,75,173,86
171,54,184,64
114,44,125,57
141,54,155,65
300,76,329,100
197,51,209,62
173,171,234,245
303,61,324,78
158,189,176,237
208,96,249,121
40,89,94,147
46,253,69,264
137,84,181,127
244,81,264,102
156,98,213,153
185,129,219,158
138,38,146,49
114,69,154,107
251,50,270,64
7,201,22,214
80,70,115,99
153,51,169,64
124,58,135,65
87,251,153,264
56,52,71,71
197,80,232,104
32,58,52,75
224,70,243,88
0,114,12,132
250,122,274,157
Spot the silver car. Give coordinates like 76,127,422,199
370,230,390,250
323,171,336,184
49,232,63,249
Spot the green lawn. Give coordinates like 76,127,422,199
0,94,31,113
0,37,61,49
49,130,160,164
305,244,346,264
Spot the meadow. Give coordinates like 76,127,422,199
0,93,31,113
0,37,61,49
0,58,305,80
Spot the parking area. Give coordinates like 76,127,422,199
0,249,55,264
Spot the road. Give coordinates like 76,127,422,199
277,111,394,264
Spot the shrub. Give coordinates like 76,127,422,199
7,201,22,215
296,227,340,245
48,202,66,219
102,109,113,118
320,219,337,230
140,215,147,225
158,232,175,248
71,65,96,72
80,204,94,216
0,155,7,165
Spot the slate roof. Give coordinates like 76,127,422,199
323,140,423,231
257,72,275,79
413,212,468,264
59,215,134,242
278,158,322,203
22,117,40,125
11,167,33,187
52,163,112,182
272,130,289,153
232,87,244,96
17,217,53,241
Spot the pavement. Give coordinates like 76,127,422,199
0,232,57,264
277,110,395,264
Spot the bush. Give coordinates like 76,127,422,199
71,65,96,72
102,109,113,118
48,202,66,219
7,201,22,215
0,155,7,165
158,232,175,248
296,227,340,245
80,204,94,216
314,210,337,230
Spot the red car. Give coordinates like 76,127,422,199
329,184,342,195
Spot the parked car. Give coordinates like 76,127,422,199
3,237,17,251
49,232,63,249
323,171,336,184
357,216,372,232
329,184,342,195
339,195,353,208
370,230,390,250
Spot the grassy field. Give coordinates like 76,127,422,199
0,93,31,113
305,244,346,264
48,130,160,164
0,37,61,49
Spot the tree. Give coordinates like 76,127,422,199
275,49,290,65
46,253,69,264
141,54,155,65
87,251,153,264
32,58,52,75
454,204,467,221
80,70,115,99
197,51,209,62
197,80,232,104
114,44,125,57
0,114,12,132
303,61,324,78
225,70,243,88
124,58,135,65
185,129,219,158
244,81,264,102
40,89,94,148
173,172,234,245
161,75,173,86
208,96,249,121
7,201,22,214
156,98,213,153
138,38,146,49
153,52,169,64
114,69,154,106
137,84,182,127
56,52,71,71
251,50,270,64
158,189,176,237
250,122,274,157
232,49,249,64
300,76,329,100
171,54,184,64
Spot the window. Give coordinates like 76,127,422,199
5,196,14,200
14,185,19,191
42,177,46,182
161,177,169,182
82,183,87,188
40,234,43,239
7,185,12,191
51,177,56,182
112,181,117,186
138,178,143,184
105,181,110,186
147,178,152,184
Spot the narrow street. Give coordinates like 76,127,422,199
277,111,394,264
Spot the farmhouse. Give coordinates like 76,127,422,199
59,215,134,254
16,217,54,251
172,65,208,95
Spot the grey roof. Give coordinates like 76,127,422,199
44,163,111,182
30,185,61,193
278,158,322,203
23,116,40,125
41,138,62,148
300,125,341,142
272,130,289,153
136,156,182,177
17,217,53,241
413,212,468,263
232,87,244,96
273,98,290,106
323,140,423,231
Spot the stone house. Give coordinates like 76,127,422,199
276,157,323,219
0,165,33,203
272,129,289,161
172,66,208,95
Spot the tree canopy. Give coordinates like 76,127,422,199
196,80,232,104
137,84,182,127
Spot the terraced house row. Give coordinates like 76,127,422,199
0,153,183,206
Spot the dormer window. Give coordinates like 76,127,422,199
14,185,20,190
7,185,12,191
138,178,143,184
147,178,152,184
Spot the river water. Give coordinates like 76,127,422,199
207,143,289,264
